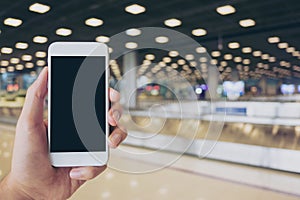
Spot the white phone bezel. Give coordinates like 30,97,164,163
48,42,109,167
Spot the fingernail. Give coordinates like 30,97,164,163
111,89,118,99
113,111,120,121
110,133,122,146
70,170,82,179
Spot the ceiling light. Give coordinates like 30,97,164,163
243,59,250,65
0,68,6,73
4,18,22,27
126,28,141,36
261,54,269,60
125,42,138,49
0,60,9,66
163,57,171,63
192,28,207,36
35,51,46,58
36,60,46,66
211,51,221,57
7,66,14,72
286,47,295,53
25,62,34,68
220,61,227,66
10,58,19,64
95,35,110,43
216,5,236,15
234,56,242,62
15,42,28,49
16,64,24,70
145,54,155,60
29,3,50,14
269,57,276,62
239,19,256,27
155,36,169,43
278,42,288,49
210,59,218,65
253,50,262,57
125,4,146,15
22,55,32,61
85,18,103,27
177,59,186,65
169,51,179,57
268,36,280,43
33,36,48,44
224,54,233,60
228,42,240,49
56,28,72,36
1,47,13,54
242,47,252,53
185,54,194,60
164,18,182,27
171,63,178,68
199,57,207,62
196,47,206,53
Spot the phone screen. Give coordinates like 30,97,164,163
50,56,106,152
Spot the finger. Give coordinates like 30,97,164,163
108,127,127,148
108,104,122,126
18,67,48,128
109,88,120,103
69,166,107,180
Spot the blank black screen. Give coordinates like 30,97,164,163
50,56,106,152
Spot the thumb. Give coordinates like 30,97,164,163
18,67,48,129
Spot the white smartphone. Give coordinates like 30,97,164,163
48,42,109,167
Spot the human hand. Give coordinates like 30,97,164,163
0,67,127,199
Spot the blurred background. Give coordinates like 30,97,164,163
1,0,300,199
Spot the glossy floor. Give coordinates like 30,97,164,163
1,123,300,200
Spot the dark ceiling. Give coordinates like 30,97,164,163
0,0,299,82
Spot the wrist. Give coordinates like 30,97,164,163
0,174,33,200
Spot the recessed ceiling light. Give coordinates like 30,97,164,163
239,19,256,27
268,36,280,43
185,54,194,60
36,60,46,66
1,47,13,54
145,54,155,60
126,28,141,36
224,54,233,60
169,51,179,57
163,57,172,63
16,64,24,70
155,36,169,43
85,18,103,27
286,47,295,53
15,42,28,49
220,61,227,66
261,54,269,60
22,55,32,61
268,57,276,62
243,59,250,65
7,66,14,72
25,62,34,68
199,57,208,62
33,35,48,44
210,59,218,65
95,35,110,43
278,42,288,49
211,51,221,57
234,56,242,62
4,18,22,27
216,5,236,15
192,28,207,36
177,59,186,65
171,63,178,68
29,3,50,14
195,47,206,53
228,42,240,49
0,60,9,66
56,28,72,36
242,47,252,53
125,42,138,49
10,58,20,64
253,50,262,57
0,68,6,73
35,51,46,58
164,18,182,27
125,4,146,15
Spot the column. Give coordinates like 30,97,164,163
206,66,219,100
121,51,137,108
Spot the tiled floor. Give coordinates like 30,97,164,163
1,123,300,200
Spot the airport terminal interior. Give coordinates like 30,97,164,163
1,0,300,199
